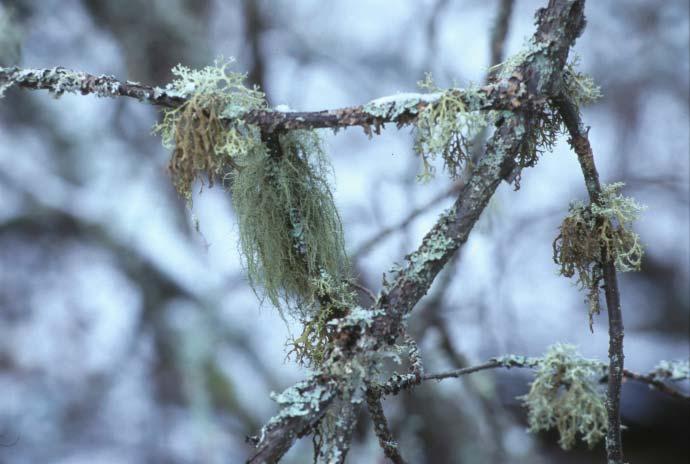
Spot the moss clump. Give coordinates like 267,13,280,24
414,73,489,181
153,58,266,198
554,183,645,326
230,129,349,314
520,343,607,450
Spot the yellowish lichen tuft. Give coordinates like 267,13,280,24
152,58,266,198
520,343,607,450
288,271,356,366
554,183,645,326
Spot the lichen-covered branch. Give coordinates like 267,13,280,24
554,94,626,464
1,65,533,134
247,1,588,461
372,0,587,343
420,354,690,402
366,390,407,464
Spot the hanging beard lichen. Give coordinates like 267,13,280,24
230,129,350,316
152,58,266,198
553,183,645,327
153,59,354,364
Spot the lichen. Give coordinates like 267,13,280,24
414,73,489,181
520,343,607,450
553,183,645,326
362,91,442,119
563,56,602,106
652,360,690,381
288,272,357,366
230,129,350,317
152,57,266,198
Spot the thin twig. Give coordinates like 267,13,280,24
352,182,462,259
349,281,377,303
366,389,408,464
622,368,690,402
418,357,690,402
554,94,626,464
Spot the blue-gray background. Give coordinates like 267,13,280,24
0,0,688,462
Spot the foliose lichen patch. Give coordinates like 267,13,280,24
520,343,607,450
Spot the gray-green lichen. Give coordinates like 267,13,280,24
230,129,350,316
492,354,540,369
563,56,602,106
362,91,442,120
520,343,607,450
399,208,457,284
414,74,490,181
554,183,645,326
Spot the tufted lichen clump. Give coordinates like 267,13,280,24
563,56,602,107
553,183,645,327
414,73,489,182
287,272,356,365
153,58,266,198
520,343,607,450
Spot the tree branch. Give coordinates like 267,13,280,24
418,356,690,402
554,94,626,464
0,65,534,134
247,2,587,461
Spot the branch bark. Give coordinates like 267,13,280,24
0,65,534,134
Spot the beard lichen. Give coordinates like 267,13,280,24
519,343,607,450
153,58,266,198
230,129,350,318
414,73,489,182
153,59,354,365
553,183,645,326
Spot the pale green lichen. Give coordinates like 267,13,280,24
230,129,349,316
520,343,607,450
553,183,645,326
563,56,602,106
414,73,489,181
362,91,442,120
152,57,266,198
402,208,456,282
